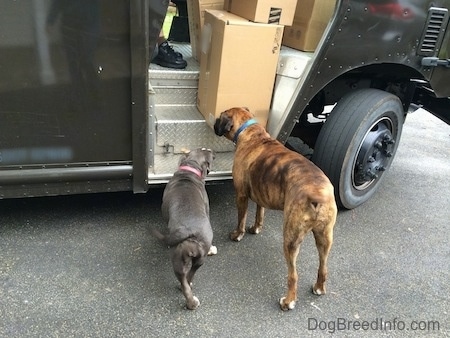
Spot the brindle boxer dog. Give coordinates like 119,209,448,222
152,148,217,310
214,107,337,311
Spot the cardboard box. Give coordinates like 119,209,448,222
282,0,335,51
197,10,283,128
187,0,225,62
225,0,297,26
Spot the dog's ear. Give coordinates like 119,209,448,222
214,114,233,136
200,149,214,176
201,160,210,176
178,153,188,165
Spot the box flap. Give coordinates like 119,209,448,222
205,9,282,28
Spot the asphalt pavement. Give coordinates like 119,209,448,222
0,109,449,337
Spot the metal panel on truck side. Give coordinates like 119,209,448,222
0,0,156,198
270,0,450,142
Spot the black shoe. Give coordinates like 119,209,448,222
152,41,187,69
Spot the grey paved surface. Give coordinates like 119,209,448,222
0,109,449,337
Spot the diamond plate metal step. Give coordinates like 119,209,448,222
148,43,235,178
154,105,235,155
150,104,235,175
149,45,199,106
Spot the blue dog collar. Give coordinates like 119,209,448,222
233,119,258,144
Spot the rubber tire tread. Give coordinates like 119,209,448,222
312,88,403,209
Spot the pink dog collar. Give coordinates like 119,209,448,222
178,165,202,178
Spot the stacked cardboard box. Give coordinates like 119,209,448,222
225,0,297,26
187,0,297,61
194,0,334,130
282,0,336,51
187,0,225,62
197,10,283,129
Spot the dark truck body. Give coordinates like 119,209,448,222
0,0,449,207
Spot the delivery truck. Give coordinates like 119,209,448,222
0,0,449,209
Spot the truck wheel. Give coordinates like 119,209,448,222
312,89,404,209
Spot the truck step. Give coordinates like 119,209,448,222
148,43,234,178
149,43,200,106
153,105,235,155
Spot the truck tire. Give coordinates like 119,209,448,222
312,89,404,209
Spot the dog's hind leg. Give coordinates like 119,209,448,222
182,257,206,309
176,271,200,310
311,219,334,296
186,256,205,286
279,221,308,311
172,247,201,310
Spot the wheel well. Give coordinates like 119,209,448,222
289,63,425,149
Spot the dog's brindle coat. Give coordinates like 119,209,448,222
214,107,337,311
153,148,216,310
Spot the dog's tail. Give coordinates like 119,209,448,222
307,185,337,220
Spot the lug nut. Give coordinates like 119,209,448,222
366,169,378,179
383,135,395,144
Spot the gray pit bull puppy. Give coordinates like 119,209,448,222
152,148,217,310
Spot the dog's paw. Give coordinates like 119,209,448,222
312,284,326,296
248,225,262,234
208,245,218,256
186,296,200,310
230,230,245,242
279,297,296,311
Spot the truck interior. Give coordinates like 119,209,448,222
148,1,333,182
